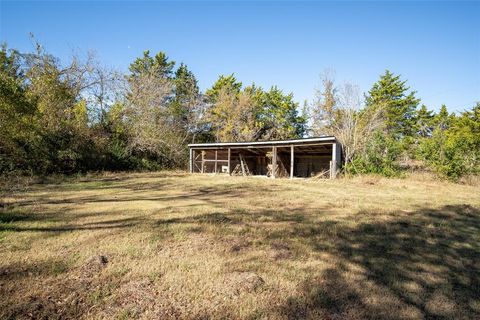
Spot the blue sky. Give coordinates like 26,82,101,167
1,1,479,113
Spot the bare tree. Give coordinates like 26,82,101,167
83,59,124,124
24,43,123,127
185,94,208,144
125,71,189,166
311,72,383,171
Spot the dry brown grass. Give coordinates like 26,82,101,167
1,171,479,319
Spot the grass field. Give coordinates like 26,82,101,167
1,172,479,319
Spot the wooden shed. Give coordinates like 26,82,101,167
188,136,342,179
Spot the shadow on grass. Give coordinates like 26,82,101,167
0,206,64,226
10,183,246,208
1,176,479,319
108,201,478,318
0,257,71,280
146,203,478,319
0,209,35,223
268,204,480,319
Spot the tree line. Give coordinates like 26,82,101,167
311,71,479,179
1,44,478,179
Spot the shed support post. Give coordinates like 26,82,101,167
331,143,338,179
201,150,205,173
272,146,277,179
189,148,193,173
290,145,294,179
214,150,218,174
227,148,231,175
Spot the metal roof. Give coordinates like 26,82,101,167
188,136,336,148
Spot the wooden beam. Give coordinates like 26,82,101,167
214,150,218,174
245,148,264,155
201,150,205,173
200,159,229,162
240,153,246,176
290,145,294,179
331,143,337,179
272,146,277,179
227,148,231,175
189,142,332,150
189,148,193,173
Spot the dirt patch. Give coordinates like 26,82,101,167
223,272,265,296
79,255,108,276
229,238,252,253
13,295,60,320
109,279,159,317
270,242,292,260
107,279,204,319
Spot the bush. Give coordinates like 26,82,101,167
417,105,480,180
347,131,403,177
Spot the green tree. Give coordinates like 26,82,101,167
418,103,479,179
171,63,200,124
206,76,306,142
260,86,306,139
206,75,251,142
205,74,242,102
365,70,420,138
125,50,192,168
0,45,36,172
10,44,85,172
207,85,261,142
128,50,175,80
414,104,435,138
432,104,454,130
350,131,403,177
352,70,421,176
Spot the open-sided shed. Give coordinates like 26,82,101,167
188,136,342,179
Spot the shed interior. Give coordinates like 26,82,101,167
191,144,334,178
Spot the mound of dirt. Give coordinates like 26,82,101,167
223,272,264,296
80,255,108,275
